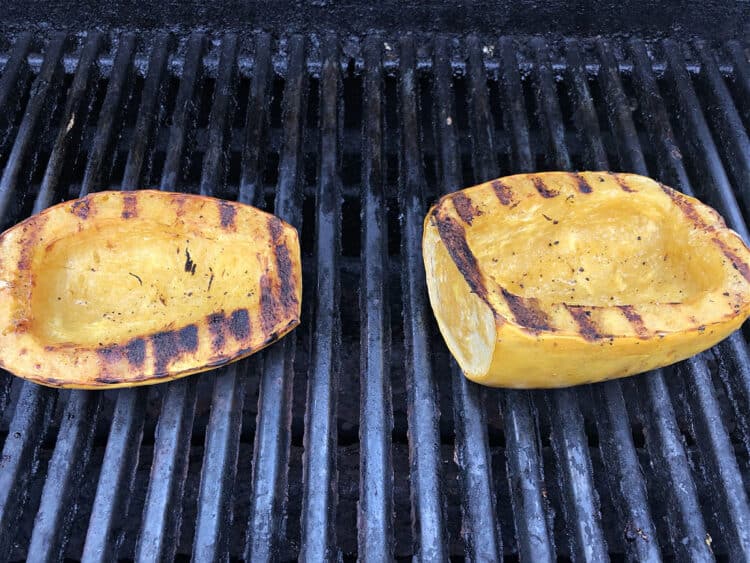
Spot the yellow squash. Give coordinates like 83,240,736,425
423,172,750,388
0,190,301,389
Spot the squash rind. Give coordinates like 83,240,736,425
0,190,302,389
423,171,750,388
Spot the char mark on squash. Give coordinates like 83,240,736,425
501,288,552,333
260,274,280,334
17,215,47,273
229,309,251,341
618,305,649,338
532,176,559,198
713,237,750,283
434,213,489,302
566,305,605,341
95,376,123,384
125,338,146,367
151,324,199,375
614,175,637,193
452,193,481,225
71,198,91,219
574,173,593,194
184,248,197,275
269,216,298,317
207,312,226,351
219,201,237,230
491,179,515,206
660,183,716,233
122,194,138,219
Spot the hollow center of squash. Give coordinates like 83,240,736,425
472,198,724,307
30,220,266,346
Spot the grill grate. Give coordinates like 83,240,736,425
1,32,750,561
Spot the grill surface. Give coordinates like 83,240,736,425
1,32,750,561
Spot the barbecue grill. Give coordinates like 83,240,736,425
2,3,750,560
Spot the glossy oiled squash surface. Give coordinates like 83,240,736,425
0,190,301,388
423,172,750,388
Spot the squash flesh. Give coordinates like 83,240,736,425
423,171,750,388
0,190,302,389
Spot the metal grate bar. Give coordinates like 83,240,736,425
300,34,342,560
497,38,533,172
532,38,608,561
0,34,71,558
466,35,498,181
244,34,306,562
727,41,750,128
160,33,205,190
82,35,205,563
122,33,172,189
27,391,101,561
603,38,713,559
82,388,148,562
432,35,501,562
0,31,32,159
662,39,749,241
358,34,395,562
564,38,661,562
137,34,238,563
0,32,66,220
694,42,750,214
80,33,136,196
397,35,448,561
191,32,254,562
36,33,103,208
238,32,272,206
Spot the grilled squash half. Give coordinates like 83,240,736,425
0,190,301,389
423,171,750,388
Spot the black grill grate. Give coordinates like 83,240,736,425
1,32,750,561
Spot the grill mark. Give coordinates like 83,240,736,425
501,288,552,333
491,179,515,206
566,305,604,341
71,198,91,219
207,312,226,352
614,175,637,193
434,212,489,303
269,216,298,317
452,192,481,225
714,237,750,283
229,309,251,341
618,305,649,338
659,183,713,232
173,194,188,217
151,324,199,376
184,248,197,275
532,176,559,198
122,194,138,219
125,338,146,368
574,173,593,194
260,274,280,334
219,201,237,230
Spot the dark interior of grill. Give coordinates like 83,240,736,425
2,3,750,561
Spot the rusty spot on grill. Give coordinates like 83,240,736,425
151,324,199,375
618,305,649,338
269,216,298,318
260,274,280,334
434,212,489,303
566,305,605,341
614,175,637,193
219,201,237,230
229,309,251,341
501,288,552,333
713,237,750,283
71,198,91,219
122,194,138,219
574,173,593,194
532,177,559,198
491,179,515,206
207,312,226,352
452,192,482,225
